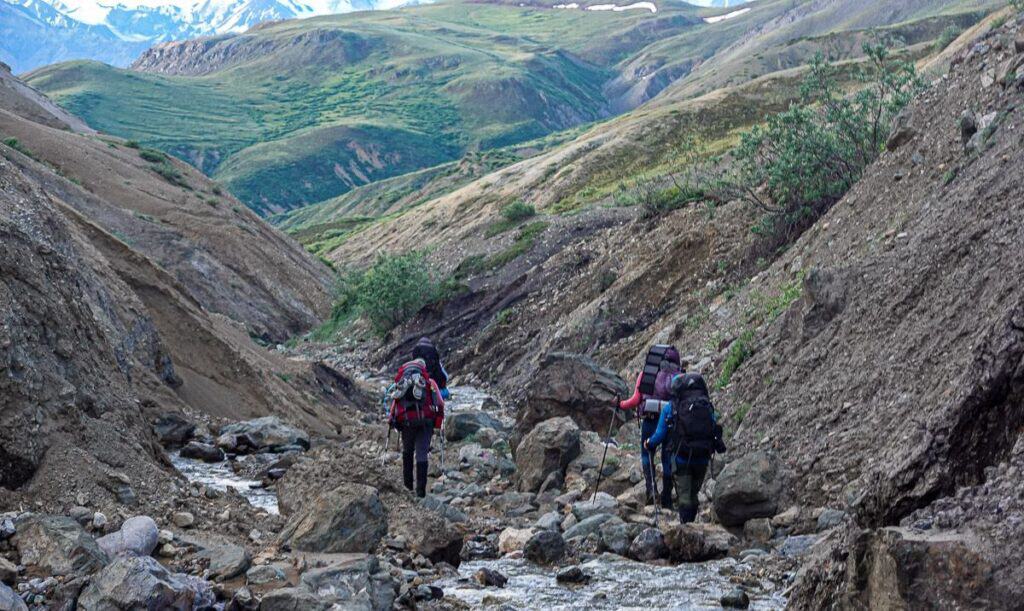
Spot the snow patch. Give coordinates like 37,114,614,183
703,6,749,24
554,1,655,12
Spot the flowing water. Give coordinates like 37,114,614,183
440,555,787,609
170,451,279,515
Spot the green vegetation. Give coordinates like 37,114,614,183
747,273,805,325
716,329,755,390
1012,0,1024,12
932,25,962,52
139,148,165,163
456,220,549,278
733,402,752,426
2,138,38,160
486,200,537,237
125,140,140,149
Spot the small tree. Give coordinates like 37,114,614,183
355,252,438,336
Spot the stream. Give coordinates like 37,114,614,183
170,450,279,515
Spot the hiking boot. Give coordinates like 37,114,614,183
415,461,429,498
661,474,674,509
402,454,414,491
678,506,698,524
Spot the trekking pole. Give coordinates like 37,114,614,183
592,396,620,503
650,455,661,528
380,423,392,467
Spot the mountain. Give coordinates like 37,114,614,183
0,0,415,72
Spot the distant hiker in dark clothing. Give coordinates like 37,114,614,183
387,358,445,497
646,372,726,523
619,345,684,508
412,337,450,400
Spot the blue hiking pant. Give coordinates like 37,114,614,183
640,418,673,506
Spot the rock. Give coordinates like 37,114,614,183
421,495,468,523
536,511,562,532
228,586,257,611
0,556,17,585
0,518,13,540
473,568,507,588
444,412,505,442
158,530,174,544
571,493,618,521
278,484,386,554
14,514,109,576
743,518,773,543
390,507,464,567
259,587,329,611
498,528,535,554
247,564,286,586
517,353,629,439
0,582,27,611
664,523,738,562
461,536,498,561
92,512,108,531
180,441,226,463
885,110,916,151
475,428,500,448
492,491,536,513
78,556,209,609
563,513,616,541
219,417,309,452
959,110,977,146
152,412,195,446
771,506,801,529
713,452,783,527
599,519,631,556
523,530,565,565
721,587,750,609
198,544,251,580
816,509,847,532
172,512,195,528
555,566,591,584
629,528,668,562
516,417,581,493
96,516,159,558
298,555,395,611
68,506,92,527
776,534,818,558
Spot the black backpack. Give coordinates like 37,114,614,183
670,373,719,457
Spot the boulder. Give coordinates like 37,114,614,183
523,530,565,566
563,514,616,541
535,512,562,532
14,514,109,576
247,564,287,586
180,441,226,463
390,507,463,567
0,582,27,611
517,353,629,439
77,556,211,609
599,519,631,556
152,413,195,446
96,516,159,558
743,518,773,544
259,587,329,611
473,568,507,588
571,493,618,521
299,555,395,611
629,528,668,562
198,544,251,581
444,412,505,442
498,528,535,554
172,512,195,528
515,417,581,493
219,417,310,453
721,587,750,609
713,452,783,527
664,523,738,562
556,566,591,584
816,509,847,532
278,484,386,554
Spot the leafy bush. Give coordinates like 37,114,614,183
486,200,537,237
3,138,38,160
355,252,440,337
933,25,962,52
715,329,755,389
139,149,166,163
698,43,923,241
125,140,141,149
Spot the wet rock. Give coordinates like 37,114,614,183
743,518,773,543
278,484,386,554
96,516,159,558
664,523,738,562
816,509,847,532
523,530,565,566
473,567,507,588
172,512,195,528
219,417,310,453
0,582,27,611
720,587,750,609
498,528,535,554
78,556,211,609
599,519,631,556
536,511,562,532
14,514,109,576
461,536,498,561
445,412,505,442
180,441,226,463
0,557,17,585
713,452,782,527
629,528,668,562
571,493,618,521
517,353,629,440
152,412,195,446
299,555,395,610
516,417,581,493
198,543,251,581
563,513,616,541
555,566,591,584
259,587,328,611
391,508,463,567
246,564,286,586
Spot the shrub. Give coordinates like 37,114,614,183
1011,0,1024,12
3,138,37,160
933,25,961,52
125,140,141,149
139,149,166,163
716,329,755,389
355,252,440,337
486,200,537,237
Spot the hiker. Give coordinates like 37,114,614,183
412,337,450,400
387,358,445,497
619,345,684,508
645,372,726,523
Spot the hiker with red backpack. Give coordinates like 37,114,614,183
619,345,684,508
387,358,445,497
645,372,727,523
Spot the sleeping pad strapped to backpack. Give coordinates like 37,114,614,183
390,360,438,428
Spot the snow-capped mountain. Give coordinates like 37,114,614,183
0,0,416,72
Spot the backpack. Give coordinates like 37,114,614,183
390,360,436,426
639,345,673,396
670,373,718,457
412,339,447,389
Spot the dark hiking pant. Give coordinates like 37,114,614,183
640,418,674,508
674,461,708,523
401,423,433,497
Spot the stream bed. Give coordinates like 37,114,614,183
170,450,279,514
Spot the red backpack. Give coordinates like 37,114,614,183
389,360,438,426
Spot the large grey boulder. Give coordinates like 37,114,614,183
260,588,329,611
629,528,668,562
515,417,580,493
278,484,386,553
713,452,783,527
151,413,195,447
14,514,108,576
219,417,309,453
0,582,27,611
96,516,159,558
180,441,225,463
516,353,629,440
523,531,565,566
77,556,213,610
563,514,617,541
391,507,464,567
197,543,251,581
664,523,738,562
444,412,505,442
300,555,395,611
